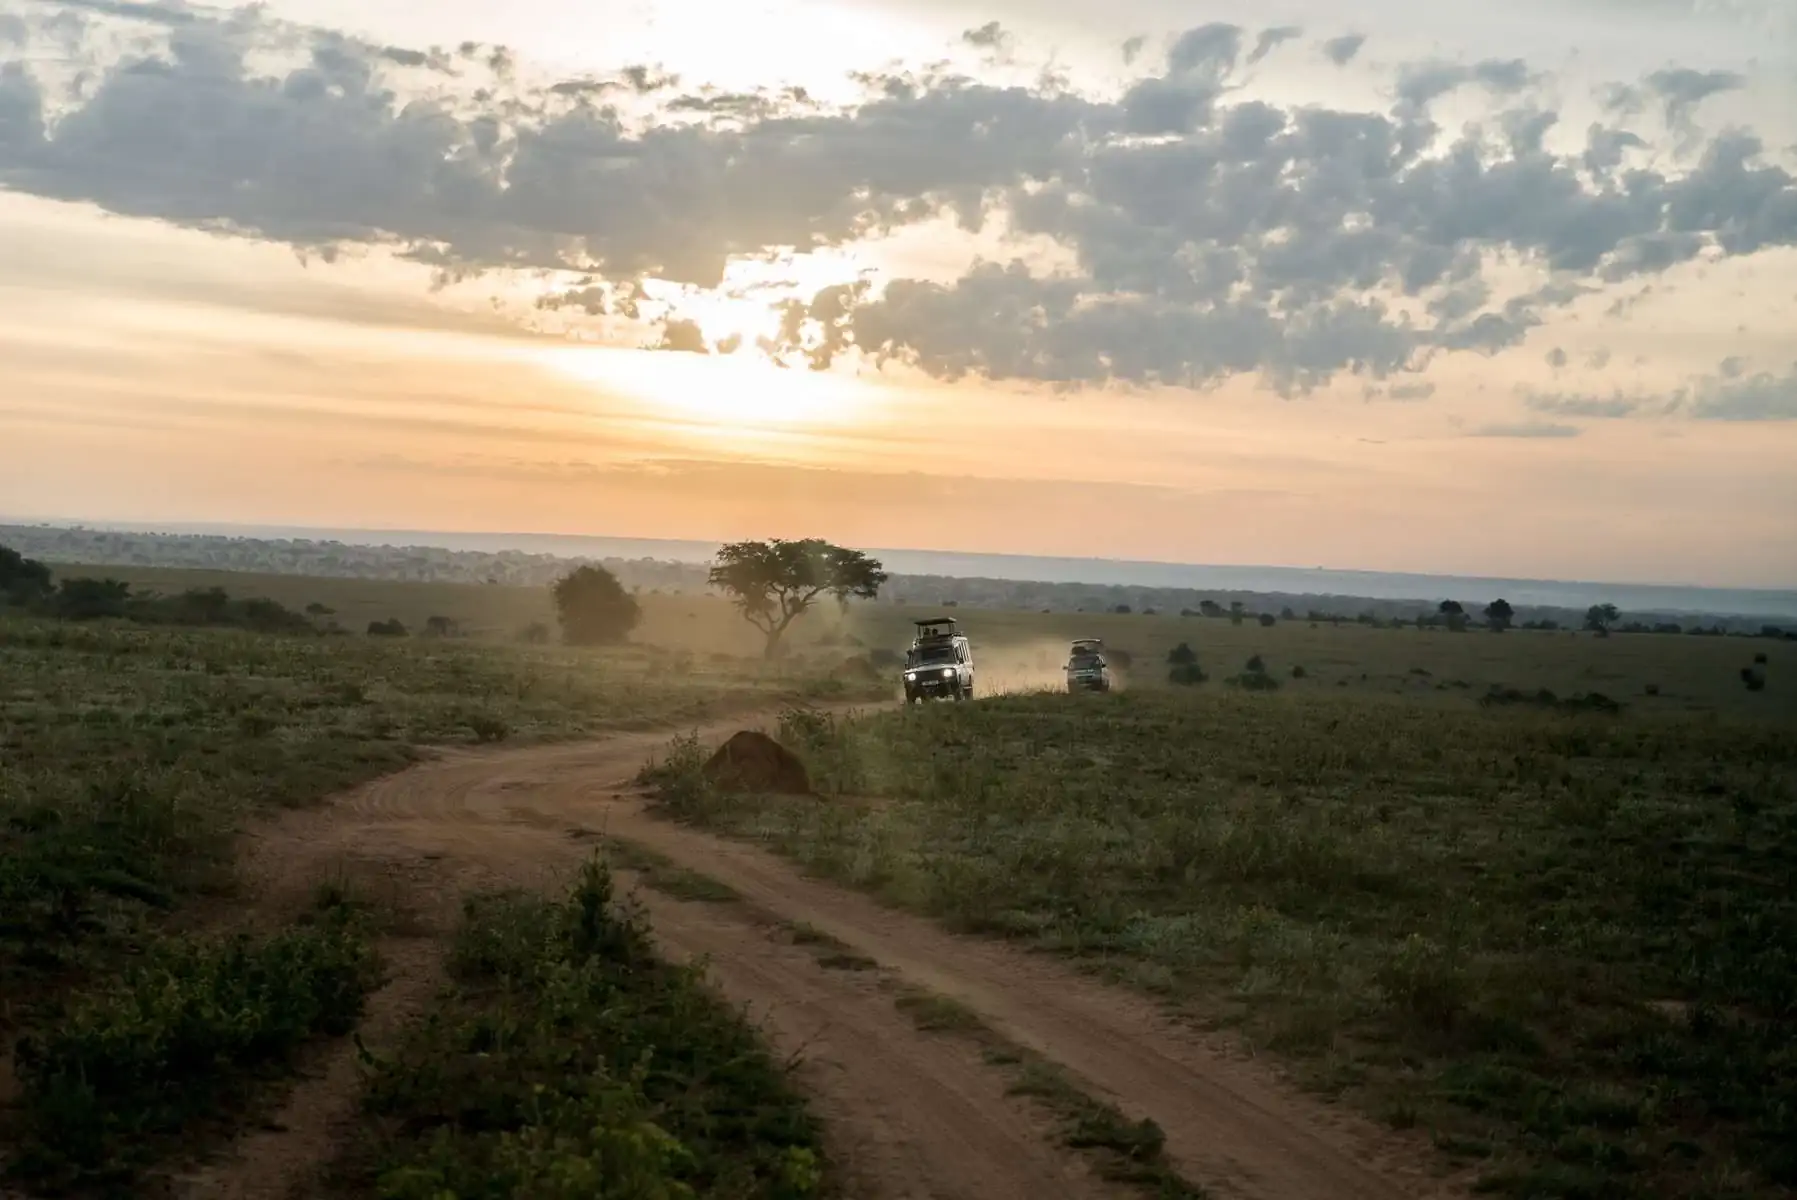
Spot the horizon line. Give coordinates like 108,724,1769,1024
5,513,1795,598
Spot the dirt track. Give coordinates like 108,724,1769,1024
185,708,1455,1200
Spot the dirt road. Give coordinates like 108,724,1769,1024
188,709,1454,1200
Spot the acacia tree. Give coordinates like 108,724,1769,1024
1484,598,1514,632
1585,603,1620,637
552,564,641,645
1438,599,1468,632
708,538,888,658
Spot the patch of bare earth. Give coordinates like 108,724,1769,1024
177,710,1458,1200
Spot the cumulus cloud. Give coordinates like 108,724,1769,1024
1643,67,1746,131
1320,33,1367,66
1,6,1794,397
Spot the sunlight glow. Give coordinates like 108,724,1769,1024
536,343,887,433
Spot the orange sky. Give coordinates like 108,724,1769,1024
2,0,1795,586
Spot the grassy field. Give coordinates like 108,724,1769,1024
339,858,830,1198
655,692,1797,1200
0,611,866,1191
7,562,1791,1196
51,561,1791,718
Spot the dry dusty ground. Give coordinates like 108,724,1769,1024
177,707,1461,1200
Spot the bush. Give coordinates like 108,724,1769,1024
1742,667,1767,692
1291,665,1308,679
517,621,551,644
1168,662,1208,686
361,859,826,1198
0,542,54,605
368,618,409,637
12,908,377,1183
1226,671,1281,691
553,565,641,646
1258,613,1276,628
1246,654,1266,674
1166,642,1198,667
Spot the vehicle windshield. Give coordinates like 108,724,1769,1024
1069,653,1103,669
910,646,957,666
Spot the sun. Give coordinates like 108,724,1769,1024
534,335,884,437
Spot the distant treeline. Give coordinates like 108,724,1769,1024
5,523,1793,636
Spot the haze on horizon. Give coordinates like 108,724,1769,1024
2,0,1795,589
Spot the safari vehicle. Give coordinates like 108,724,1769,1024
1066,638,1111,693
903,617,974,703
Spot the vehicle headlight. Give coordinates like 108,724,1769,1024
941,668,955,677
904,671,916,679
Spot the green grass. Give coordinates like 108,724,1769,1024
660,690,1797,1199
52,562,1791,718
343,857,830,1199
0,615,834,1006
0,610,867,1186
6,893,379,1192
603,837,745,904
888,986,1203,1196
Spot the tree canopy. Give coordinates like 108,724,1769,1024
552,564,641,646
0,543,53,605
1484,598,1514,631
708,538,887,657
1585,603,1620,636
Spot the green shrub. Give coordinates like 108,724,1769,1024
362,858,827,1198
10,908,378,1185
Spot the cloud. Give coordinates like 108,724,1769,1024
1,7,1794,396
1520,359,1797,421
1246,26,1303,67
962,21,1010,51
1643,67,1746,131
1524,389,1650,418
1471,421,1583,438
1320,33,1367,66
1687,364,1797,420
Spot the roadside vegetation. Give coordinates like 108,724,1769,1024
652,692,1797,1200
340,857,829,1199
0,544,875,1190
8,891,380,1191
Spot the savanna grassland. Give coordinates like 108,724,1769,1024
0,607,864,1194
52,561,1793,718
653,681,1797,1200
5,553,1794,1199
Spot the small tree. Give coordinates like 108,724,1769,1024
1438,599,1468,633
0,544,53,606
1229,600,1246,626
1199,600,1224,619
1484,598,1514,632
1258,612,1276,628
708,538,887,658
1585,603,1620,637
553,564,640,646
1167,642,1198,667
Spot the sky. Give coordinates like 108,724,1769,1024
1,0,1795,587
